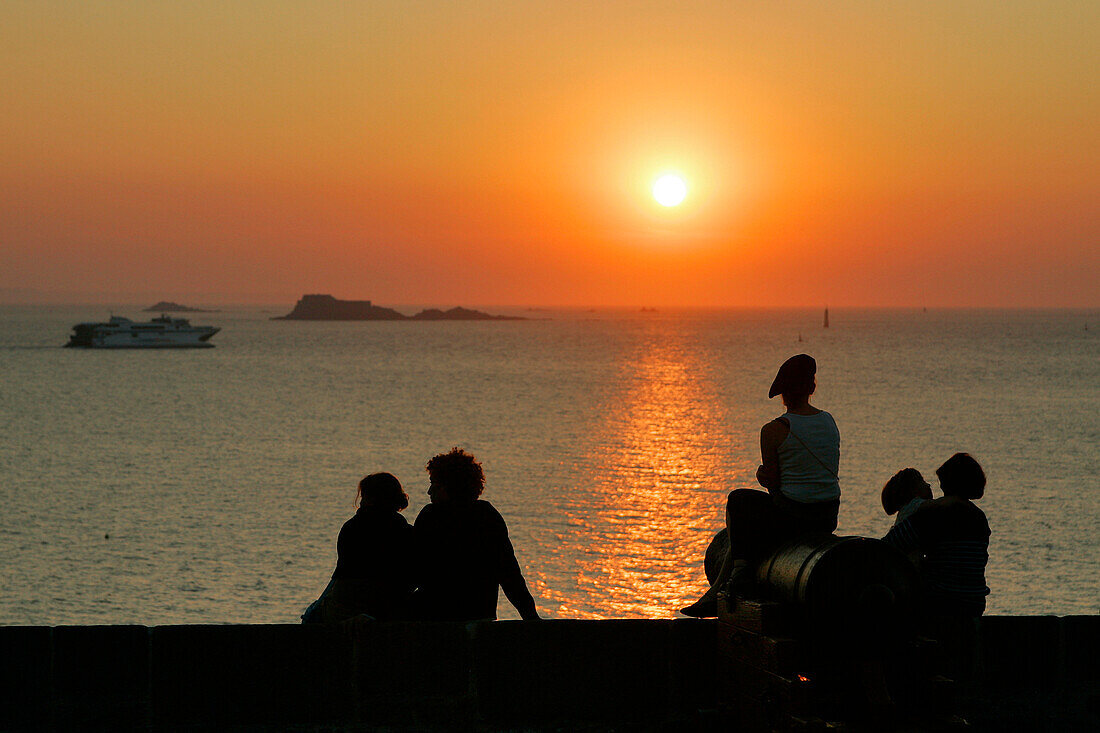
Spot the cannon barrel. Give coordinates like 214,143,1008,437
754,535,920,642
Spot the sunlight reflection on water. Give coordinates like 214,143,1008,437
540,324,753,619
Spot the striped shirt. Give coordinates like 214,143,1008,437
884,497,990,616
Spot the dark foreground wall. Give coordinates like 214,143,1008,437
0,616,1096,732
965,615,1098,732
0,619,716,732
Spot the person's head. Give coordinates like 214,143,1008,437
768,354,817,408
881,468,933,515
426,447,485,504
936,452,985,500
356,472,409,512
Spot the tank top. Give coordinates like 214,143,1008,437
776,411,841,503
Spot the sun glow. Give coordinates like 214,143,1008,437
653,174,687,207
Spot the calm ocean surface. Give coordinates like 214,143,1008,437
1,305,1097,624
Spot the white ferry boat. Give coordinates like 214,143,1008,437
65,315,220,348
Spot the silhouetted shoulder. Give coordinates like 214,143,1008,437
472,500,509,530
761,418,790,441
384,511,412,531
473,499,503,516
916,495,983,517
338,508,411,547
904,496,989,540
413,503,437,527
415,500,507,531
346,506,411,529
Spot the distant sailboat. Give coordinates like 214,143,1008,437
823,307,829,328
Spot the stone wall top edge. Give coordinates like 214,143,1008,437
0,614,1093,631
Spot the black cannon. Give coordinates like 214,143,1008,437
714,533,958,731
706,532,920,637
755,535,921,644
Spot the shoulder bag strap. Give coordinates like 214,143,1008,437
782,419,840,480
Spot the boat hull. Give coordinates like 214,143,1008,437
65,341,217,349
65,318,220,348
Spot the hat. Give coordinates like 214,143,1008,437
768,354,816,398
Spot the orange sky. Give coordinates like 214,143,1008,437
1,1,1097,307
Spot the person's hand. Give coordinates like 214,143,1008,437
757,464,779,490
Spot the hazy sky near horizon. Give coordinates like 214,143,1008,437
2,1,1097,307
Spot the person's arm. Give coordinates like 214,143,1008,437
336,522,350,561
396,515,418,592
491,512,539,620
334,517,356,574
883,501,938,556
756,419,789,496
410,507,432,586
883,516,921,555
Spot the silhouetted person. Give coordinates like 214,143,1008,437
879,467,935,569
302,472,415,622
884,454,989,683
884,453,990,618
682,354,840,617
882,467,933,526
414,448,539,621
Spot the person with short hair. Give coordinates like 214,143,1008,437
884,453,990,618
682,354,841,617
302,472,416,623
413,448,539,621
882,467,933,526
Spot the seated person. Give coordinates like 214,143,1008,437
882,467,933,526
682,354,840,617
303,472,415,623
883,453,990,618
413,448,539,621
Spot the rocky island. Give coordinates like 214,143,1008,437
273,294,524,321
411,306,522,321
144,301,216,313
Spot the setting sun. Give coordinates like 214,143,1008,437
653,174,688,207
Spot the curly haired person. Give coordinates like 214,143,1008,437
413,448,540,621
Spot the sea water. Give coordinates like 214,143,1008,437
1,305,1096,623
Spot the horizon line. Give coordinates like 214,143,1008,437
1,299,1096,312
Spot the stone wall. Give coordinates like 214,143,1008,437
0,616,1095,731
0,619,716,731
965,616,1098,732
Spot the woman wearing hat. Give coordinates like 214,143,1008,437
682,354,841,617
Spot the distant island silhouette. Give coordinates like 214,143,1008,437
144,301,217,313
273,294,525,321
